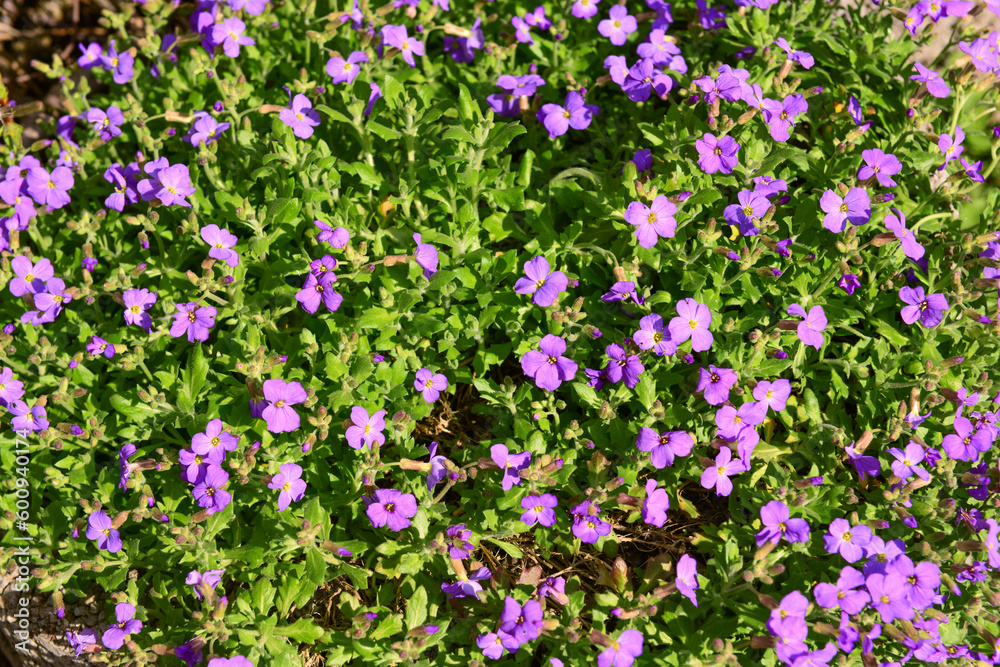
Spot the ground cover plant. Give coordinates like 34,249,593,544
3,0,1000,665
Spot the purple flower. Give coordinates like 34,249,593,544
942,416,992,461
100,40,135,84
696,366,737,405
890,556,940,609
598,629,644,667
761,94,808,142
26,166,74,209
415,368,447,402
142,162,196,207
491,444,531,491
78,42,103,68
511,16,533,44
629,148,653,174
382,25,424,67
186,569,224,601
170,303,217,342
261,379,307,433
961,158,985,183
624,195,677,248
186,113,230,145
695,133,739,174
9,256,53,296
345,406,387,449
191,419,239,459
754,175,788,199
938,127,965,168
858,149,902,187
200,224,240,267
476,631,520,659
641,479,670,528
846,443,881,481
724,189,769,236
441,567,491,600
521,493,558,527
314,220,350,247
884,208,924,260
366,488,418,531
412,233,439,277
425,442,449,489
633,314,676,356
676,554,699,606
910,62,950,98
193,464,232,513
814,566,869,614
296,272,342,314
309,256,337,280
487,74,546,116
326,51,368,85
102,602,142,649
756,500,811,545
752,379,791,412
118,443,137,490
898,286,948,327
122,288,158,333
636,428,693,468
669,298,713,352
85,336,114,358
598,5,637,46
365,83,382,117
823,518,873,563
174,641,204,667
888,441,930,481
959,37,998,72
514,256,568,307
86,510,122,553
820,188,871,233
446,524,474,558
212,17,256,57
523,6,551,29
7,403,43,432
573,513,611,543
268,462,307,511
600,281,644,305
207,658,253,667
700,447,746,496
604,343,644,388
86,106,125,141
536,90,598,139
866,572,914,622
521,334,577,391
571,0,601,19
279,94,321,139
103,163,138,212
0,367,25,406
787,303,827,350
66,628,98,656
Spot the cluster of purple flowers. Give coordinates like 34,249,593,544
178,418,240,514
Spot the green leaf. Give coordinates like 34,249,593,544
684,188,722,208
381,73,407,110
366,119,402,141
357,307,396,329
109,394,158,422
251,577,276,615
274,618,325,644
482,537,524,559
635,374,656,411
405,586,428,629
370,614,404,640
483,122,526,160
305,548,327,586
267,198,302,227
457,83,477,124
